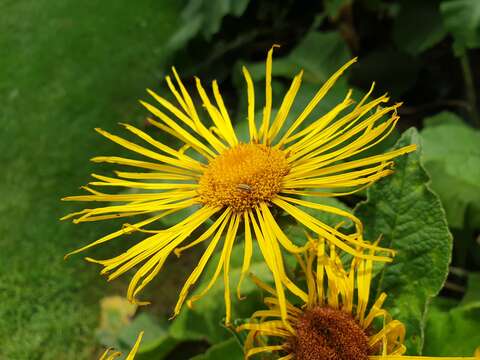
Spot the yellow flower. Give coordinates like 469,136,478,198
99,331,143,360
237,239,478,360
62,46,415,323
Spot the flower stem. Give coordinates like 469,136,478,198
460,52,480,127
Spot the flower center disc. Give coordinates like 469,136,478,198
198,143,289,212
289,306,370,360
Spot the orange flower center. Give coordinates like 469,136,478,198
198,143,289,212
289,306,370,360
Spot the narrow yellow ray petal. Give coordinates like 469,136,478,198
125,331,144,360
305,246,317,306
284,162,394,189
64,209,180,258
89,173,198,190
276,196,393,255
284,90,355,151
250,309,282,320
62,189,195,202
272,198,392,262
223,213,241,324
212,80,237,145
263,296,303,317
277,57,358,146
146,119,214,161
285,92,387,150
316,236,325,304
288,103,398,164
267,70,303,143
250,273,277,296
363,292,388,328
287,146,416,180
141,101,221,156
260,202,310,253
186,214,239,315
248,210,289,324
171,67,228,152
114,171,197,181
89,206,217,275
111,208,219,304
173,210,231,315
246,345,285,358
275,195,363,234
165,75,189,115
174,208,232,256
237,211,253,299
242,66,258,142
146,88,196,129
195,77,235,146
278,355,295,360
95,127,203,172
236,321,290,337
70,198,198,224
260,45,278,144
283,169,394,190
256,206,308,304
119,122,200,166
90,156,198,175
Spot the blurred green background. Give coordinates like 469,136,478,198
1,0,480,359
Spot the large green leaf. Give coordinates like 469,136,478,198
190,338,243,360
354,128,452,354
393,0,446,55
423,273,480,356
167,0,251,50
440,0,480,53
420,112,480,228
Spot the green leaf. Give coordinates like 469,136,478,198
420,112,480,228
354,128,452,354
190,338,243,360
169,243,272,344
167,0,251,50
423,273,480,356
422,110,465,127
393,0,446,55
324,0,352,19
440,0,480,53
118,313,179,360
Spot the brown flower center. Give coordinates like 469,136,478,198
288,306,370,360
198,143,289,212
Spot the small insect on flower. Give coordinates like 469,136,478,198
237,183,252,192
237,237,480,360
62,45,415,324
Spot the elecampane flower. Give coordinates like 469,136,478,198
62,46,415,323
237,239,479,360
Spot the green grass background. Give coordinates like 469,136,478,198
0,1,180,358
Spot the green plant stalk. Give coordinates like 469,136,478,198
460,53,480,127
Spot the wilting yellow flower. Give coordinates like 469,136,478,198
99,331,143,360
62,46,415,323
237,239,478,360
